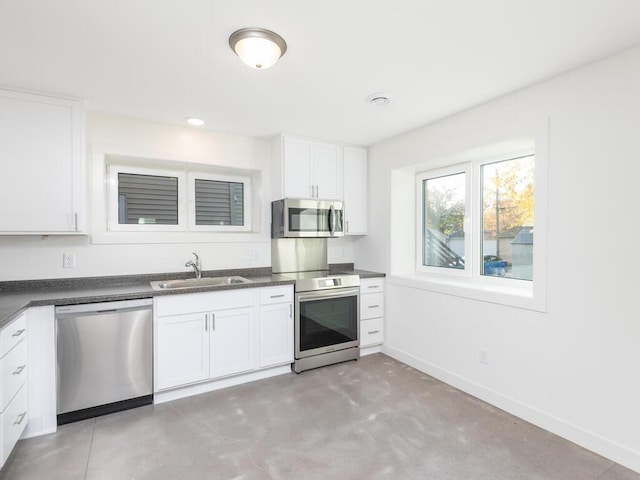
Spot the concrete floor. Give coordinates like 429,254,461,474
1,353,638,480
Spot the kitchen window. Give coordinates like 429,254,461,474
107,164,251,233
108,165,187,232
188,172,251,232
416,153,535,283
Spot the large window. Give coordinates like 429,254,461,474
417,153,534,282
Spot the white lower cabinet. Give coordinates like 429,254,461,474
0,312,28,468
360,278,384,349
156,313,210,390
210,307,254,378
154,285,293,392
258,286,294,369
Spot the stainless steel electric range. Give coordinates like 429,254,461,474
277,270,360,373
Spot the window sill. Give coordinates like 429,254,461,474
388,273,546,312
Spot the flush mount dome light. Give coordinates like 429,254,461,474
229,28,287,69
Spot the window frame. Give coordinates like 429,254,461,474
187,172,252,232
107,164,187,232
416,150,535,289
415,163,472,278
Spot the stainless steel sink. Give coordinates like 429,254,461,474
150,276,252,291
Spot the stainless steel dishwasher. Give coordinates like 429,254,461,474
55,298,153,425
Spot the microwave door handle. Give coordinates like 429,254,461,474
328,205,334,235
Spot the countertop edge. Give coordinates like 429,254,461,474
0,268,385,328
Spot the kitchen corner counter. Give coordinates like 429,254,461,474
0,268,294,328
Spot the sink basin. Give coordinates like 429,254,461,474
150,276,252,291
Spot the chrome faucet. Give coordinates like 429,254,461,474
185,252,201,280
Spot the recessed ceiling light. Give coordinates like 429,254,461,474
186,118,205,126
229,28,287,69
367,93,391,106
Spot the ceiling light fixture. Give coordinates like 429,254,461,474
186,117,205,126
229,28,287,69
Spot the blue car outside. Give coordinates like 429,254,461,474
483,255,508,276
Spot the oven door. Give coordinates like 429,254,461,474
295,287,359,359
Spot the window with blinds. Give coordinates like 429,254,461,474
194,179,244,226
118,173,179,225
189,172,251,231
106,162,251,233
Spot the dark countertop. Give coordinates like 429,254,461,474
0,266,385,328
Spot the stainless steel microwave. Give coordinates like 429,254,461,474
271,198,344,238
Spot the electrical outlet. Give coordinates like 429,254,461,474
479,348,489,365
247,249,259,261
63,253,76,268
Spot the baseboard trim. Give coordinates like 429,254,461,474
154,364,292,404
381,345,640,474
360,344,382,356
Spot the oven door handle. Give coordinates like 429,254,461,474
296,287,360,302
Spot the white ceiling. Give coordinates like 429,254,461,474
1,1,640,146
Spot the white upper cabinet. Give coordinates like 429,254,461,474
274,136,343,200
0,89,85,234
343,146,368,235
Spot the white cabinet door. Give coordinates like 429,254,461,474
156,313,209,390
283,137,313,198
343,146,368,235
0,89,84,234
258,302,293,368
210,307,255,378
280,136,343,200
312,142,343,200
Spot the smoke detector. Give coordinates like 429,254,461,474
367,93,391,106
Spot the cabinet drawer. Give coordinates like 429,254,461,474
2,383,28,462
360,277,384,294
360,318,383,347
1,339,27,411
1,313,27,358
259,286,293,305
155,288,256,317
360,292,384,320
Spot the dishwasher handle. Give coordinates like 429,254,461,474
55,298,153,318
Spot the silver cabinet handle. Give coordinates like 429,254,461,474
368,305,380,308
205,313,208,332
367,285,380,289
310,185,315,197
211,314,215,330
12,365,26,375
13,412,27,426
270,294,285,299
12,329,26,338
289,304,292,318
346,220,349,233
368,330,380,335
74,212,79,232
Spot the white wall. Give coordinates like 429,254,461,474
357,46,640,472
0,114,354,281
